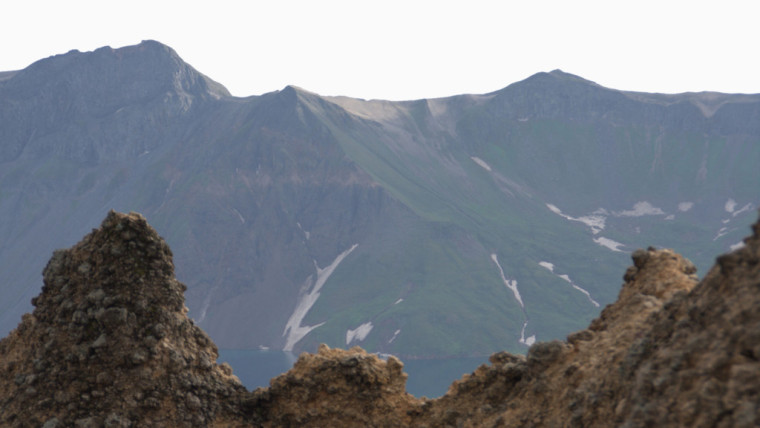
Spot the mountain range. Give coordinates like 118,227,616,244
0,40,758,358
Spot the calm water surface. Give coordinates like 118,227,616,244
218,349,488,398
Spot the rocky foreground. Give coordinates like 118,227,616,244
0,211,758,427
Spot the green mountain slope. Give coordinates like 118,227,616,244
0,43,757,358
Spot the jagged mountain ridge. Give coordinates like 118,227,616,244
0,211,758,426
0,40,758,358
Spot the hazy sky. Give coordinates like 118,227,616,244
3,1,758,100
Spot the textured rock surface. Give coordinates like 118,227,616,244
1,211,759,427
252,344,419,427
0,211,252,427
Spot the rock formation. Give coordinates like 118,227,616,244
0,212,252,427
1,210,759,427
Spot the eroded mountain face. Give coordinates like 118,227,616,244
1,41,758,358
1,211,758,427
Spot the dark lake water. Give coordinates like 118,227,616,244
218,349,489,398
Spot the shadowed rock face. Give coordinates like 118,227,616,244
1,211,759,427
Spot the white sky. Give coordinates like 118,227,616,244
2,1,759,100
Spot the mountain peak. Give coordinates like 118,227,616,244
0,41,230,163
8,39,229,102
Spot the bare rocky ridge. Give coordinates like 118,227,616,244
1,211,759,427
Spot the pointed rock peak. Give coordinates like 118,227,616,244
0,211,252,426
36,210,180,318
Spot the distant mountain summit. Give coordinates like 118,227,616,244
0,41,758,359
0,40,227,163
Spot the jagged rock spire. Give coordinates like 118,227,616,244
0,211,252,427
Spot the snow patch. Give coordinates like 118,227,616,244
282,244,359,351
232,207,245,225
296,222,311,240
538,261,554,272
519,321,536,346
714,227,729,241
678,202,694,212
388,329,401,344
665,215,675,220
538,262,600,307
346,321,374,345
730,241,746,251
613,201,665,217
732,203,753,217
725,198,737,213
470,156,492,172
491,253,524,308
593,236,625,252
394,298,404,305
546,203,606,234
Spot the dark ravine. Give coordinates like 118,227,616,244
1,211,758,426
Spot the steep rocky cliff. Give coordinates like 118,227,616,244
1,211,758,426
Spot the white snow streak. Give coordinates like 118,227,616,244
714,227,730,241
730,241,746,251
492,254,532,346
491,253,524,308
519,321,536,346
470,156,492,172
388,329,401,344
231,207,245,224
394,298,404,305
593,236,626,252
346,321,374,345
538,262,600,307
282,244,359,351
546,203,606,234
732,203,753,217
